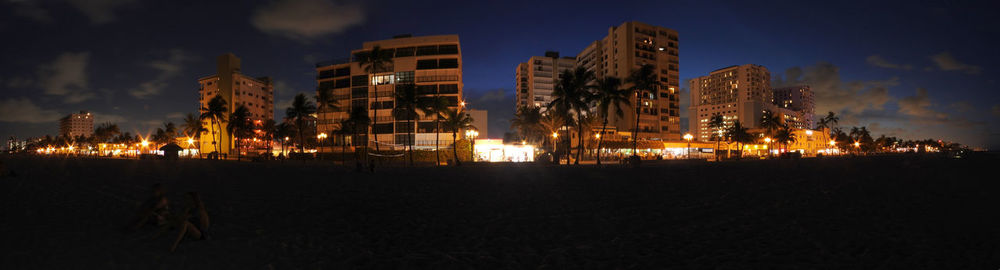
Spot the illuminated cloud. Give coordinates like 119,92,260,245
930,52,981,75
866,55,912,70
251,0,364,41
129,49,195,99
773,62,895,119
897,88,948,121
0,98,63,123
37,52,94,104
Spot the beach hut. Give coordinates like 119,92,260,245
159,143,183,160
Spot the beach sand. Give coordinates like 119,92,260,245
1,154,997,268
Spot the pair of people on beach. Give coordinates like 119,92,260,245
126,183,211,252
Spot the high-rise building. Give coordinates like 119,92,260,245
515,51,576,112
59,110,93,138
315,34,464,150
688,64,772,141
772,85,815,129
466,109,488,138
575,21,681,141
197,53,274,155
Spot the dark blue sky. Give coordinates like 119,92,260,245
2,0,998,148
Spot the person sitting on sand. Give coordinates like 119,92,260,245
155,192,211,252
126,183,170,231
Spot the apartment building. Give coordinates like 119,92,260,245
688,64,772,142
196,53,274,155
772,85,815,129
515,51,576,112
315,34,463,150
59,110,93,138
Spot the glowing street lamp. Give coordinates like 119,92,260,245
141,140,149,147
683,133,693,159
551,132,559,152
186,137,195,146
764,137,772,158
465,129,479,162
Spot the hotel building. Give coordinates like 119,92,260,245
196,53,274,155
688,64,772,142
515,51,576,112
315,34,464,150
59,110,93,138
772,85,815,129
575,21,681,141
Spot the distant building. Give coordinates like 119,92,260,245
772,85,815,129
315,34,464,150
688,64,772,142
196,53,274,155
466,109,488,138
575,21,682,141
515,51,576,112
59,110,93,138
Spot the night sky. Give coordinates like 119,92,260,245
1,0,998,148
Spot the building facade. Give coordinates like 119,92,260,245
575,21,681,141
197,53,274,155
772,85,815,129
59,110,93,138
688,64,772,142
515,51,576,112
466,109,487,138
315,34,464,150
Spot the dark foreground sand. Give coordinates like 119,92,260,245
1,154,998,269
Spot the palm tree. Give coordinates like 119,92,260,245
510,106,542,144
759,109,783,158
591,76,630,165
393,83,419,166
625,64,658,159
419,96,449,166
315,87,340,152
539,112,566,162
285,93,316,153
356,45,394,153
774,126,796,153
817,111,839,134
228,105,252,161
548,67,594,165
725,120,752,159
276,121,297,157
335,118,354,162
261,119,277,157
200,95,228,156
182,113,206,147
348,107,372,161
441,108,473,166
707,114,725,161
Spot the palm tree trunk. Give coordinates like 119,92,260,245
452,131,460,166
575,113,584,165
408,117,413,166
435,115,441,166
372,84,380,154
632,95,640,157
596,118,607,165
296,119,305,153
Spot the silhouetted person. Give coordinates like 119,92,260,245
155,192,211,252
126,183,170,231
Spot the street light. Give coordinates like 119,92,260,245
465,129,479,162
683,133,693,159
764,137,772,158
551,132,559,153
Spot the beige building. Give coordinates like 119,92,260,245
197,53,274,155
688,64,772,142
59,110,93,138
576,21,681,141
515,51,576,112
315,34,464,150
466,109,487,138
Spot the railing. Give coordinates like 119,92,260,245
369,91,393,98
416,75,459,83
374,116,395,123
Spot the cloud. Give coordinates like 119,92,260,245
37,52,94,103
948,101,973,113
0,98,63,123
773,62,895,120
466,89,515,138
165,112,185,119
9,0,54,23
129,49,196,99
897,88,948,121
866,55,912,70
92,111,127,123
930,52,981,75
251,0,364,41
65,0,136,24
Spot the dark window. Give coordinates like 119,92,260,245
417,122,436,133
318,81,334,91
416,59,438,70
416,85,437,95
351,75,368,86
438,84,459,94
395,47,415,57
445,96,459,106
438,45,458,54
370,101,393,109
661,126,669,131
394,134,414,146
317,70,335,79
438,58,458,68
335,78,350,88
373,123,393,134
351,87,368,98
394,121,414,130
415,46,438,56
351,100,367,110
395,71,414,83
334,67,350,77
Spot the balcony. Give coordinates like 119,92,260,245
415,75,459,83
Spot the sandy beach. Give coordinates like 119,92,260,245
1,154,997,268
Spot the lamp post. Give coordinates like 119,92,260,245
764,137,772,158
551,132,559,153
829,140,836,155
465,129,478,162
683,133,693,159
317,132,328,151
